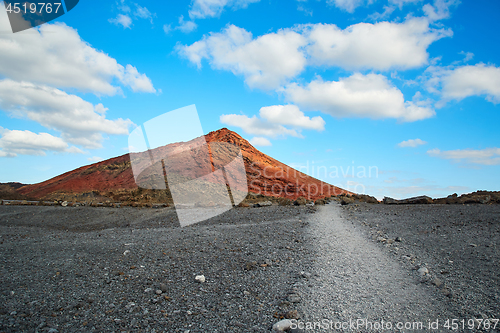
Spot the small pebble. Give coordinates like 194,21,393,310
418,267,429,276
273,319,293,331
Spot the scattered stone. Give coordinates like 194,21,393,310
395,237,402,242
144,288,153,293
123,250,130,256
273,319,293,331
155,289,162,295
195,275,206,283
340,197,354,205
60,201,68,207
441,287,454,298
245,261,258,271
253,201,272,207
383,195,433,205
243,291,250,296
159,283,168,293
431,278,443,288
314,199,325,205
294,197,307,206
299,271,311,279
470,243,478,247
277,198,292,206
287,294,301,303
418,267,429,276
386,239,395,244
285,310,300,319
279,301,291,307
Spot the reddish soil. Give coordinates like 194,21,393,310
17,128,350,201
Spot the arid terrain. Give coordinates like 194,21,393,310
0,128,499,332
1,200,499,332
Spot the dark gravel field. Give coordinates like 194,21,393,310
1,203,499,333
0,205,314,333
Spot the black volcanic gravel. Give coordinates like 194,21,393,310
0,205,314,332
1,203,499,332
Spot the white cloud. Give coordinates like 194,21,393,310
179,19,450,89
163,24,172,34
428,148,500,165
221,104,325,139
0,80,134,149
326,0,373,13
305,18,452,71
423,0,460,22
398,138,427,147
220,114,301,138
259,105,325,131
389,0,422,8
121,65,156,93
189,0,260,19
0,129,83,157
368,5,396,21
109,14,133,28
441,64,500,103
110,1,155,27
459,51,474,62
297,4,313,16
177,25,308,90
134,4,154,23
250,137,272,147
177,15,198,33
285,73,435,122
0,10,155,95
426,63,500,104
177,25,306,89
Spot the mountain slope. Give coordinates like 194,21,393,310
17,128,350,201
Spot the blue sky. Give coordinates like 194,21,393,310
0,0,499,199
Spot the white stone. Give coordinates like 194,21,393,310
417,267,429,276
61,201,68,207
272,319,293,331
195,275,206,283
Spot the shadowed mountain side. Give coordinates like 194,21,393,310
17,128,350,201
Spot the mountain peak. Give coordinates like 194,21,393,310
18,128,350,201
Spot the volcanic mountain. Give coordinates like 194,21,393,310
17,128,350,202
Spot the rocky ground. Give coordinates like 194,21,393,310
336,203,500,331
1,202,499,332
0,205,314,333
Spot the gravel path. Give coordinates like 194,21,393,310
295,203,457,332
341,203,500,329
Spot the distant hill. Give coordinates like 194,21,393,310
0,182,30,200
